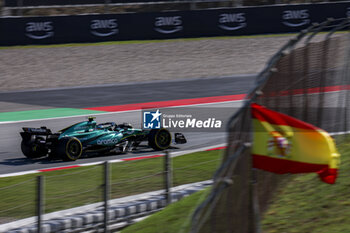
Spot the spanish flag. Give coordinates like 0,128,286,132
252,103,340,184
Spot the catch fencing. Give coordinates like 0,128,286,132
190,17,350,233
0,150,222,232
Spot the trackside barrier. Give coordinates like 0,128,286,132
190,18,350,232
2,0,326,7
1,2,350,46
0,147,223,232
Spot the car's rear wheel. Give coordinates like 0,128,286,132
55,137,83,161
21,136,48,159
148,128,172,151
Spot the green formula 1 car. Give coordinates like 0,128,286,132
20,117,186,161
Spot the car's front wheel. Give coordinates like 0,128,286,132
148,128,172,151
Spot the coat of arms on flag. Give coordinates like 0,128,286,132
267,131,292,158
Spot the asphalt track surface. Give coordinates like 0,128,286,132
0,74,254,110
0,75,255,175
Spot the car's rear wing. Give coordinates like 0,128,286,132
20,127,59,143
21,127,52,135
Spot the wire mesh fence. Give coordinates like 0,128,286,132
0,146,223,232
44,165,104,215
0,177,36,224
110,157,165,199
173,155,222,187
190,18,350,233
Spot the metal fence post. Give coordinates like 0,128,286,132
17,0,23,16
37,176,44,233
104,161,110,233
235,0,243,7
104,0,111,14
164,151,172,205
190,2,196,11
249,168,261,233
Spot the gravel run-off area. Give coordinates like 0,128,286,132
0,35,295,92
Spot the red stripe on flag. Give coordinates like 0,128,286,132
84,94,246,112
251,103,320,130
252,154,327,173
317,167,338,184
39,165,81,172
252,154,337,184
122,154,164,161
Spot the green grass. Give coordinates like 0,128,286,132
121,188,210,233
120,139,350,233
4,137,348,230
0,149,222,221
262,138,350,233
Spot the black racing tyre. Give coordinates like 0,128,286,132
55,137,83,161
148,128,172,151
21,137,47,159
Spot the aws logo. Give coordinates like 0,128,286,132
154,16,183,34
282,9,310,27
90,19,118,37
25,21,54,39
218,13,247,31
